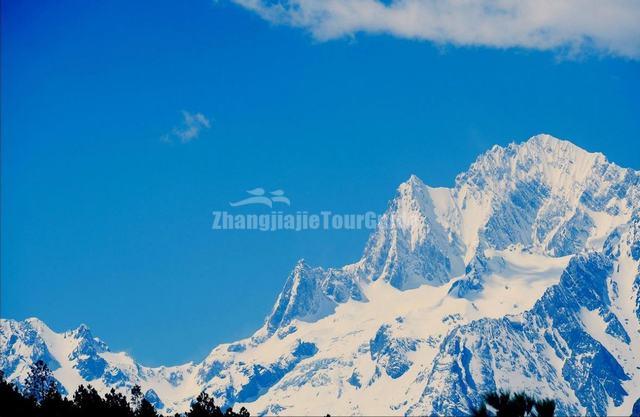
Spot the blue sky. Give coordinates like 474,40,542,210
2,0,639,366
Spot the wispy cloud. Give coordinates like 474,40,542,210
233,0,640,59
162,111,211,144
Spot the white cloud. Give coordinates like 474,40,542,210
233,0,640,59
163,111,211,144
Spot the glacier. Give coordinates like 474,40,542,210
1,134,639,416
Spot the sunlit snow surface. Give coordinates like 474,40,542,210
2,134,639,416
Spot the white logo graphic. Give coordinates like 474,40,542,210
229,188,291,208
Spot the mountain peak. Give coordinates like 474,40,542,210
24,317,52,333
404,174,425,186
293,258,308,271
525,132,569,144
397,174,427,196
71,323,93,339
455,134,611,198
521,133,603,163
25,317,46,326
472,133,592,163
527,132,574,146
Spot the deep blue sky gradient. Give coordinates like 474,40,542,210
2,0,639,365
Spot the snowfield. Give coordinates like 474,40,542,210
2,134,639,416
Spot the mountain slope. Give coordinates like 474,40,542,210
2,134,639,416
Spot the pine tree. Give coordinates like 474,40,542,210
471,390,555,417
73,384,105,416
186,391,222,417
130,384,159,417
535,398,556,417
131,384,143,411
24,359,54,404
137,398,160,417
105,387,134,417
40,381,74,417
471,404,489,417
0,370,37,416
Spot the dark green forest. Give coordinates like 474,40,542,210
1,360,562,417
0,361,249,417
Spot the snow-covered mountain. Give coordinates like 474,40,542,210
2,134,639,416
